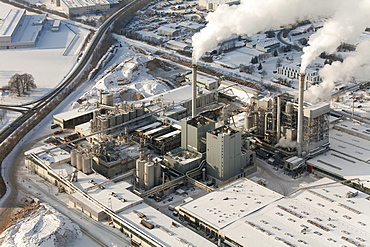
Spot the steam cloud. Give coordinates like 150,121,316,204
275,137,297,149
192,0,340,63
305,38,370,102
300,0,370,72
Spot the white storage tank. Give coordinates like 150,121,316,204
144,161,155,189
71,149,78,167
244,114,254,130
154,162,161,186
136,158,145,188
102,93,114,106
76,152,83,171
82,155,92,174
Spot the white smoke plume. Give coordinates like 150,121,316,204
300,0,370,72
275,137,297,149
305,38,370,103
192,0,340,63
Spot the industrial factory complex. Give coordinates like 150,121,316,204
22,62,370,246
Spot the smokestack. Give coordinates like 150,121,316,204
297,73,305,156
277,96,281,141
192,64,197,118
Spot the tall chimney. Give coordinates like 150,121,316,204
192,64,197,118
297,73,305,156
276,96,281,141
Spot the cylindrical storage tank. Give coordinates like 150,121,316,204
82,155,92,174
129,110,136,120
136,159,145,188
123,112,129,122
109,116,116,127
71,149,78,167
136,107,144,117
102,93,114,106
116,114,123,125
76,152,83,171
101,118,109,130
154,163,161,186
244,114,254,130
286,102,293,114
144,162,155,189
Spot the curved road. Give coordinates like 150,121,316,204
0,0,150,237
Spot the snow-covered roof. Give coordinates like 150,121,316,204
222,178,370,247
185,73,218,85
178,21,205,31
11,14,46,43
61,0,111,8
0,9,25,38
179,178,283,230
86,182,143,213
166,40,190,49
134,85,211,106
54,108,95,122
118,203,216,247
157,26,178,34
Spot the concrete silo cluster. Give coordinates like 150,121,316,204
135,152,162,190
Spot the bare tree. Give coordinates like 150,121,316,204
8,73,36,96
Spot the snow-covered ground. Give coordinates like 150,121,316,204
0,2,90,129
0,203,83,247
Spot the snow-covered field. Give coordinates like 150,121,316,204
0,2,89,97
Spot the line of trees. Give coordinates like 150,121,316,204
8,73,36,96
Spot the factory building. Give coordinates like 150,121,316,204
0,9,46,49
178,177,370,247
246,93,329,158
181,116,215,153
185,72,219,90
198,0,240,11
255,39,280,52
277,64,321,85
206,126,256,185
60,0,114,17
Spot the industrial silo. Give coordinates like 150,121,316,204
144,161,155,189
136,106,144,117
71,149,78,167
109,115,116,127
101,118,110,130
123,112,129,122
102,93,114,106
116,114,123,125
136,154,145,188
244,113,254,130
129,110,136,120
154,161,161,186
82,155,92,174
76,152,83,171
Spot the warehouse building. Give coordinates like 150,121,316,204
60,0,118,17
178,177,370,247
0,9,46,48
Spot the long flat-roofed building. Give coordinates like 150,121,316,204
178,177,370,247
60,0,117,17
0,9,46,48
